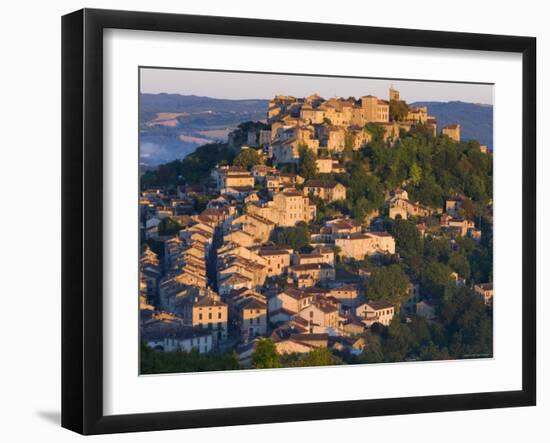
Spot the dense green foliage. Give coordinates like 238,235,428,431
363,129,492,209
298,144,318,180
157,217,184,236
280,348,340,367
140,342,239,374
251,338,281,369
141,142,235,188
367,265,410,308
271,222,311,251
337,162,385,216
233,148,261,170
357,286,492,364
389,99,410,121
364,123,387,143
391,219,423,257
382,215,492,299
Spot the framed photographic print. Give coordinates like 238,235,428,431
61,8,536,435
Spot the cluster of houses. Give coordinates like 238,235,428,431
250,86,462,167
139,163,401,361
138,87,493,367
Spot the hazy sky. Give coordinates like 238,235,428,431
140,67,493,105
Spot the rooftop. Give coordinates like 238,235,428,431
366,300,394,310
305,179,341,189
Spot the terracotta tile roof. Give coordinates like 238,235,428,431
366,300,393,310
305,179,341,189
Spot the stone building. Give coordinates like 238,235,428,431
191,294,228,345
335,231,395,260
304,179,346,203
474,283,494,306
355,300,394,326
388,190,434,219
406,106,429,123
442,123,461,141
289,263,336,287
360,95,390,122
389,86,400,101
247,188,316,227
257,247,292,277
231,213,275,243
212,166,255,191
236,297,268,339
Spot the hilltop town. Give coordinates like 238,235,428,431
139,87,493,372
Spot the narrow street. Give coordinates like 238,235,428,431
206,225,223,292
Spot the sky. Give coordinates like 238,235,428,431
140,67,494,105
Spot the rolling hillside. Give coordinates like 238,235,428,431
411,101,493,149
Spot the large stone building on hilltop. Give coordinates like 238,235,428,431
264,87,443,164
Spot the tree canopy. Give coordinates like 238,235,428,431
271,222,311,251
157,217,184,236
389,99,410,122
141,142,235,188
251,338,281,369
140,342,239,374
298,144,318,180
233,148,261,170
367,264,410,308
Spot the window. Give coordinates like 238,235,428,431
198,313,203,320
208,312,212,320
218,312,222,319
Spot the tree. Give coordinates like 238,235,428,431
344,163,384,212
440,287,493,359
353,196,370,223
141,142,236,188
300,348,334,367
298,144,318,180
448,253,471,280
364,123,387,144
410,162,422,186
233,148,261,170
384,316,412,362
367,264,410,309
391,219,423,259
342,132,356,162
271,222,310,251
359,331,384,363
157,217,184,236
251,338,281,369
421,261,454,301
389,99,409,122
140,341,240,374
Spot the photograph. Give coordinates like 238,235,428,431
138,68,494,374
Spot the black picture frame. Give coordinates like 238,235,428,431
62,8,537,435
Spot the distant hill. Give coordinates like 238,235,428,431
139,94,269,166
140,93,268,122
411,101,493,149
139,95,493,167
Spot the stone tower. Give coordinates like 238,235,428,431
389,86,400,101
